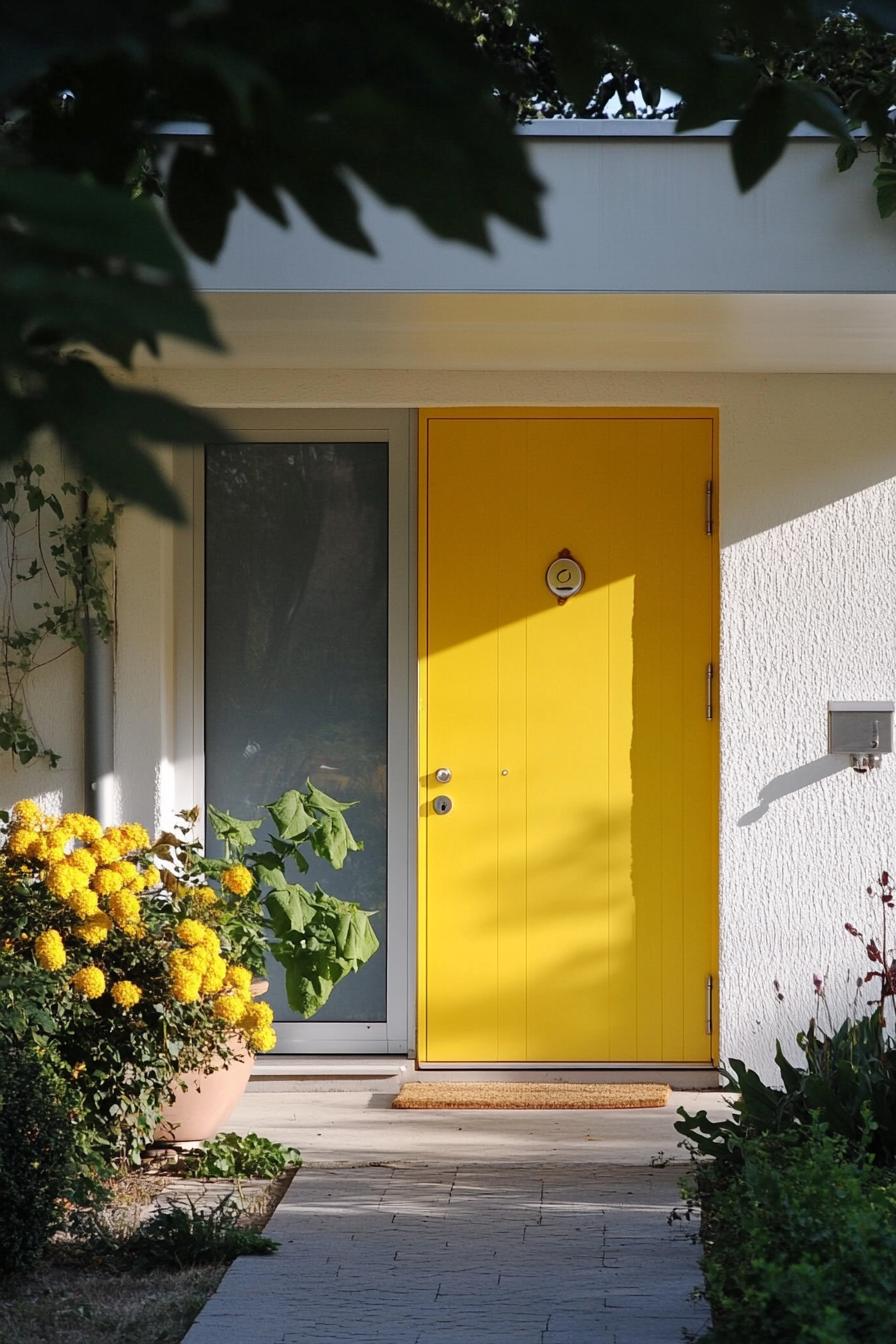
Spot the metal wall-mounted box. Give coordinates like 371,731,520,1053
828,701,894,756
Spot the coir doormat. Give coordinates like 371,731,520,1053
392,1082,670,1110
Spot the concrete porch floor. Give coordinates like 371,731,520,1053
227,1085,732,1166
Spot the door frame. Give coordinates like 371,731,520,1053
416,406,720,1067
172,409,417,1054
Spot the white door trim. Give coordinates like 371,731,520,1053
172,409,416,1054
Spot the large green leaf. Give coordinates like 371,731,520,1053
875,163,896,219
674,55,760,134
731,81,851,192
265,884,316,939
206,803,262,852
166,145,237,264
0,170,188,277
265,789,315,842
16,360,226,521
0,256,220,364
282,955,338,1018
304,779,362,870
310,812,362,871
304,780,356,815
335,906,381,966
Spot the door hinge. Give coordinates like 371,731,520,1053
706,974,714,1036
705,662,714,721
705,480,714,536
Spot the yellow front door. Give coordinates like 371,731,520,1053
418,409,718,1065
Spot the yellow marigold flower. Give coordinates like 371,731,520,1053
11,799,43,829
239,1000,274,1033
169,947,206,976
70,965,105,999
128,873,147,894
61,864,91,892
247,1025,277,1054
7,827,39,858
66,847,97,876
169,967,202,1003
224,965,253,999
73,912,113,946
103,824,147,857
108,889,141,927
62,813,103,844
110,980,142,1009
25,834,49,862
34,929,66,972
212,993,245,1026
201,954,227,995
89,837,120,866
192,885,218,909
45,863,76,899
119,822,150,852
91,867,124,896
66,888,100,919
200,927,221,956
191,945,212,973
142,865,162,889
37,838,67,864
175,918,210,948
109,860,138,884
221,864,253,897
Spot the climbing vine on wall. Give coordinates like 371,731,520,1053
0,460,120,768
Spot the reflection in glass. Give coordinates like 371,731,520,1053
204,443,388,1022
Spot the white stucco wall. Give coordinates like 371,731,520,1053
3,368,896,1075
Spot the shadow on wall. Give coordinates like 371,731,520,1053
738,754,848,826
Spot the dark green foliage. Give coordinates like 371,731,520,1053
676,1010,896,1167
124,1197,277,1269
185,1131,301,1180
697,1127,896,1343
0,1,543,517
0,1045,76,1275
2,4,895,517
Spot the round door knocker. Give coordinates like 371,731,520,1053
546,549,585,604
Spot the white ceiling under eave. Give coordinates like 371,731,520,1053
150,291,896,374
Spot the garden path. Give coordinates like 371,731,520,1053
182,1090,727,1343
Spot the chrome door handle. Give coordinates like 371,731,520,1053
435,767,452,783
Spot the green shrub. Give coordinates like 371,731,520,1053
698,1125,896,1343
185,1131,301,1180
0,1044,76,1275
676,1010,896,1167
125,1197,278,1268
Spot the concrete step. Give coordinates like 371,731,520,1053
249,1056,721,1093
250,1055,411,1092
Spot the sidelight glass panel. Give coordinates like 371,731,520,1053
204,442,388,1022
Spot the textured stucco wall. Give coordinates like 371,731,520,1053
4,370,896,1074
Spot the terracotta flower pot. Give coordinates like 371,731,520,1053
154,979,268,1145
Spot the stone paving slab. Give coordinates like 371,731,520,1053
183,1164,708,1344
